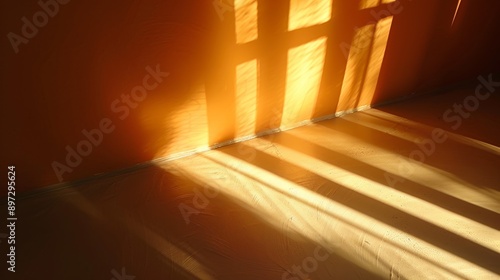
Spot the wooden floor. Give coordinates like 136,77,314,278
9,86,500,279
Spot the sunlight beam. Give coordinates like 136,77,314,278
287,119,500,213
163,150,496,279
451,0,462,27
252,138,500,253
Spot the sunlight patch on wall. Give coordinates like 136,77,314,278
288,0,332,31
235,0,258,44
338,23,376,111
235,59,258,138
338,16,393,112
361,16,392,104
282,37,327,127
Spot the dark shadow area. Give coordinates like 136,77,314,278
375,85,500,147
412,0,500,90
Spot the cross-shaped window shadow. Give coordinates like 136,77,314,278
204,0,398,145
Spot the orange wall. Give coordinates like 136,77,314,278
2,0,499,193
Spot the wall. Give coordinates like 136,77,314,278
2,0,499,193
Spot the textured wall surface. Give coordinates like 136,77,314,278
2,0,499,192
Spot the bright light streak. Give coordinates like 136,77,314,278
451,0,462,27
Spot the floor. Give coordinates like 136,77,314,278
8,86,500,279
